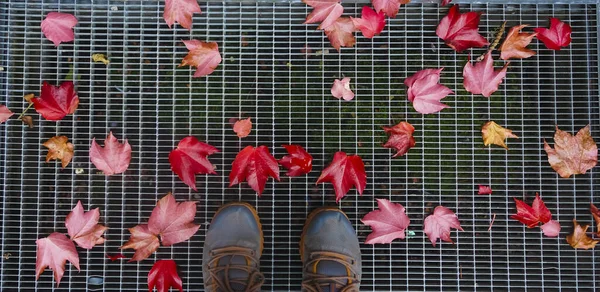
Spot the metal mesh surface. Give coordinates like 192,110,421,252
1,0,599,291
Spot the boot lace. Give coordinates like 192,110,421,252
205,246,264,292
301,251,360,292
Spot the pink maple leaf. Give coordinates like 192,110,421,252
148,193,200,246
65,201,107,249
423,206,463,246
351,6,386,39
163,0,201,30
121,224,160,262
331,77,355,101
89,132,132,176
540,220,561,237
463,52,509,98
180,40,222,78
404,68,453,114
478,185,492,195
0,105,13,123
371,0,410,18
169,136,218,191
361,198,411,244
324,17,357,52
534,18,572,51
35,232,80,286
41,12,78,46
435,5,489,52
303,0,344,30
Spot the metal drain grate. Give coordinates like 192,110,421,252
1,0,599,290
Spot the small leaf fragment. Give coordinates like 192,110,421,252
0,105,13,123
233,117,252,138
92,53,110,65
148,260,184,292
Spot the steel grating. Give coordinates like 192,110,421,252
1,0,599,291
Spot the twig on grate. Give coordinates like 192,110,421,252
488,213,497,232
476,21,507,62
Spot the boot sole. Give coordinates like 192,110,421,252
299,207,350,263
211,201,264,256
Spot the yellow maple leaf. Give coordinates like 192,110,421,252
43,136,74,168
92,53,110,65
481,121,519,149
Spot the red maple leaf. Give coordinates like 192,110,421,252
163,0,201,30
371,0,410,18
404,68,453,114
229,145,280,195
180,40,222,78
478,185,492,195
441,0,452,6
148,260,183,292
65,201,107,249
147,193,200,246
169,136,218,191
361,198,411,244
500,24,537,60
324,17,357,52
462,52,509,98
89,132,132,176
106,253,126,261
302,0,343,30
423,206,463,247
40,12,78,46
0,105,13,123
32,81,79,121
35,232,80,286
351,6,386,39
279,144,313,177
316,151,367,202
435,5,489,52
121,224,160,262
534,18,572,51
331,77,355,101
511,193,552,228
382,121,415,157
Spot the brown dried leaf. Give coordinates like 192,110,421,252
544,125,598,178
566,219,598,250
24,93,35,103
42,136,74,168
21,116,33,128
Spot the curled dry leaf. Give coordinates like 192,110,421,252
316,151,367,202
90,132,132,176
21,115,34,128
351,6,385,39
331,77,354,101
169,136,218,191
478,185,492,195
279,144,313,177
229,145,280,195
423,206,463,247
40,12,78,46
382,121,416,157
500,25,537,60
24,93,35,103
324,17,356,52
180,40,222,78
233,117,252,138
43,136,74,169
371,0,410,18
32,81,79,121
163,0,201,30
92,53,110,65
481,121,518,149
404,68,452,114
463,53,509,98
302,0,343,30
361,198,411,244
35,232,80,286
148,260,184,292
0,105,13,123
436,5,489,52
65,201,107,249
566,219,598,250
544,125,597,178
534,18,572,51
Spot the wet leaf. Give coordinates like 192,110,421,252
229,145,280,195
169,136,218,190
279,144,313,177
32,81,79,121
316,151,366,202
382,121,415,157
